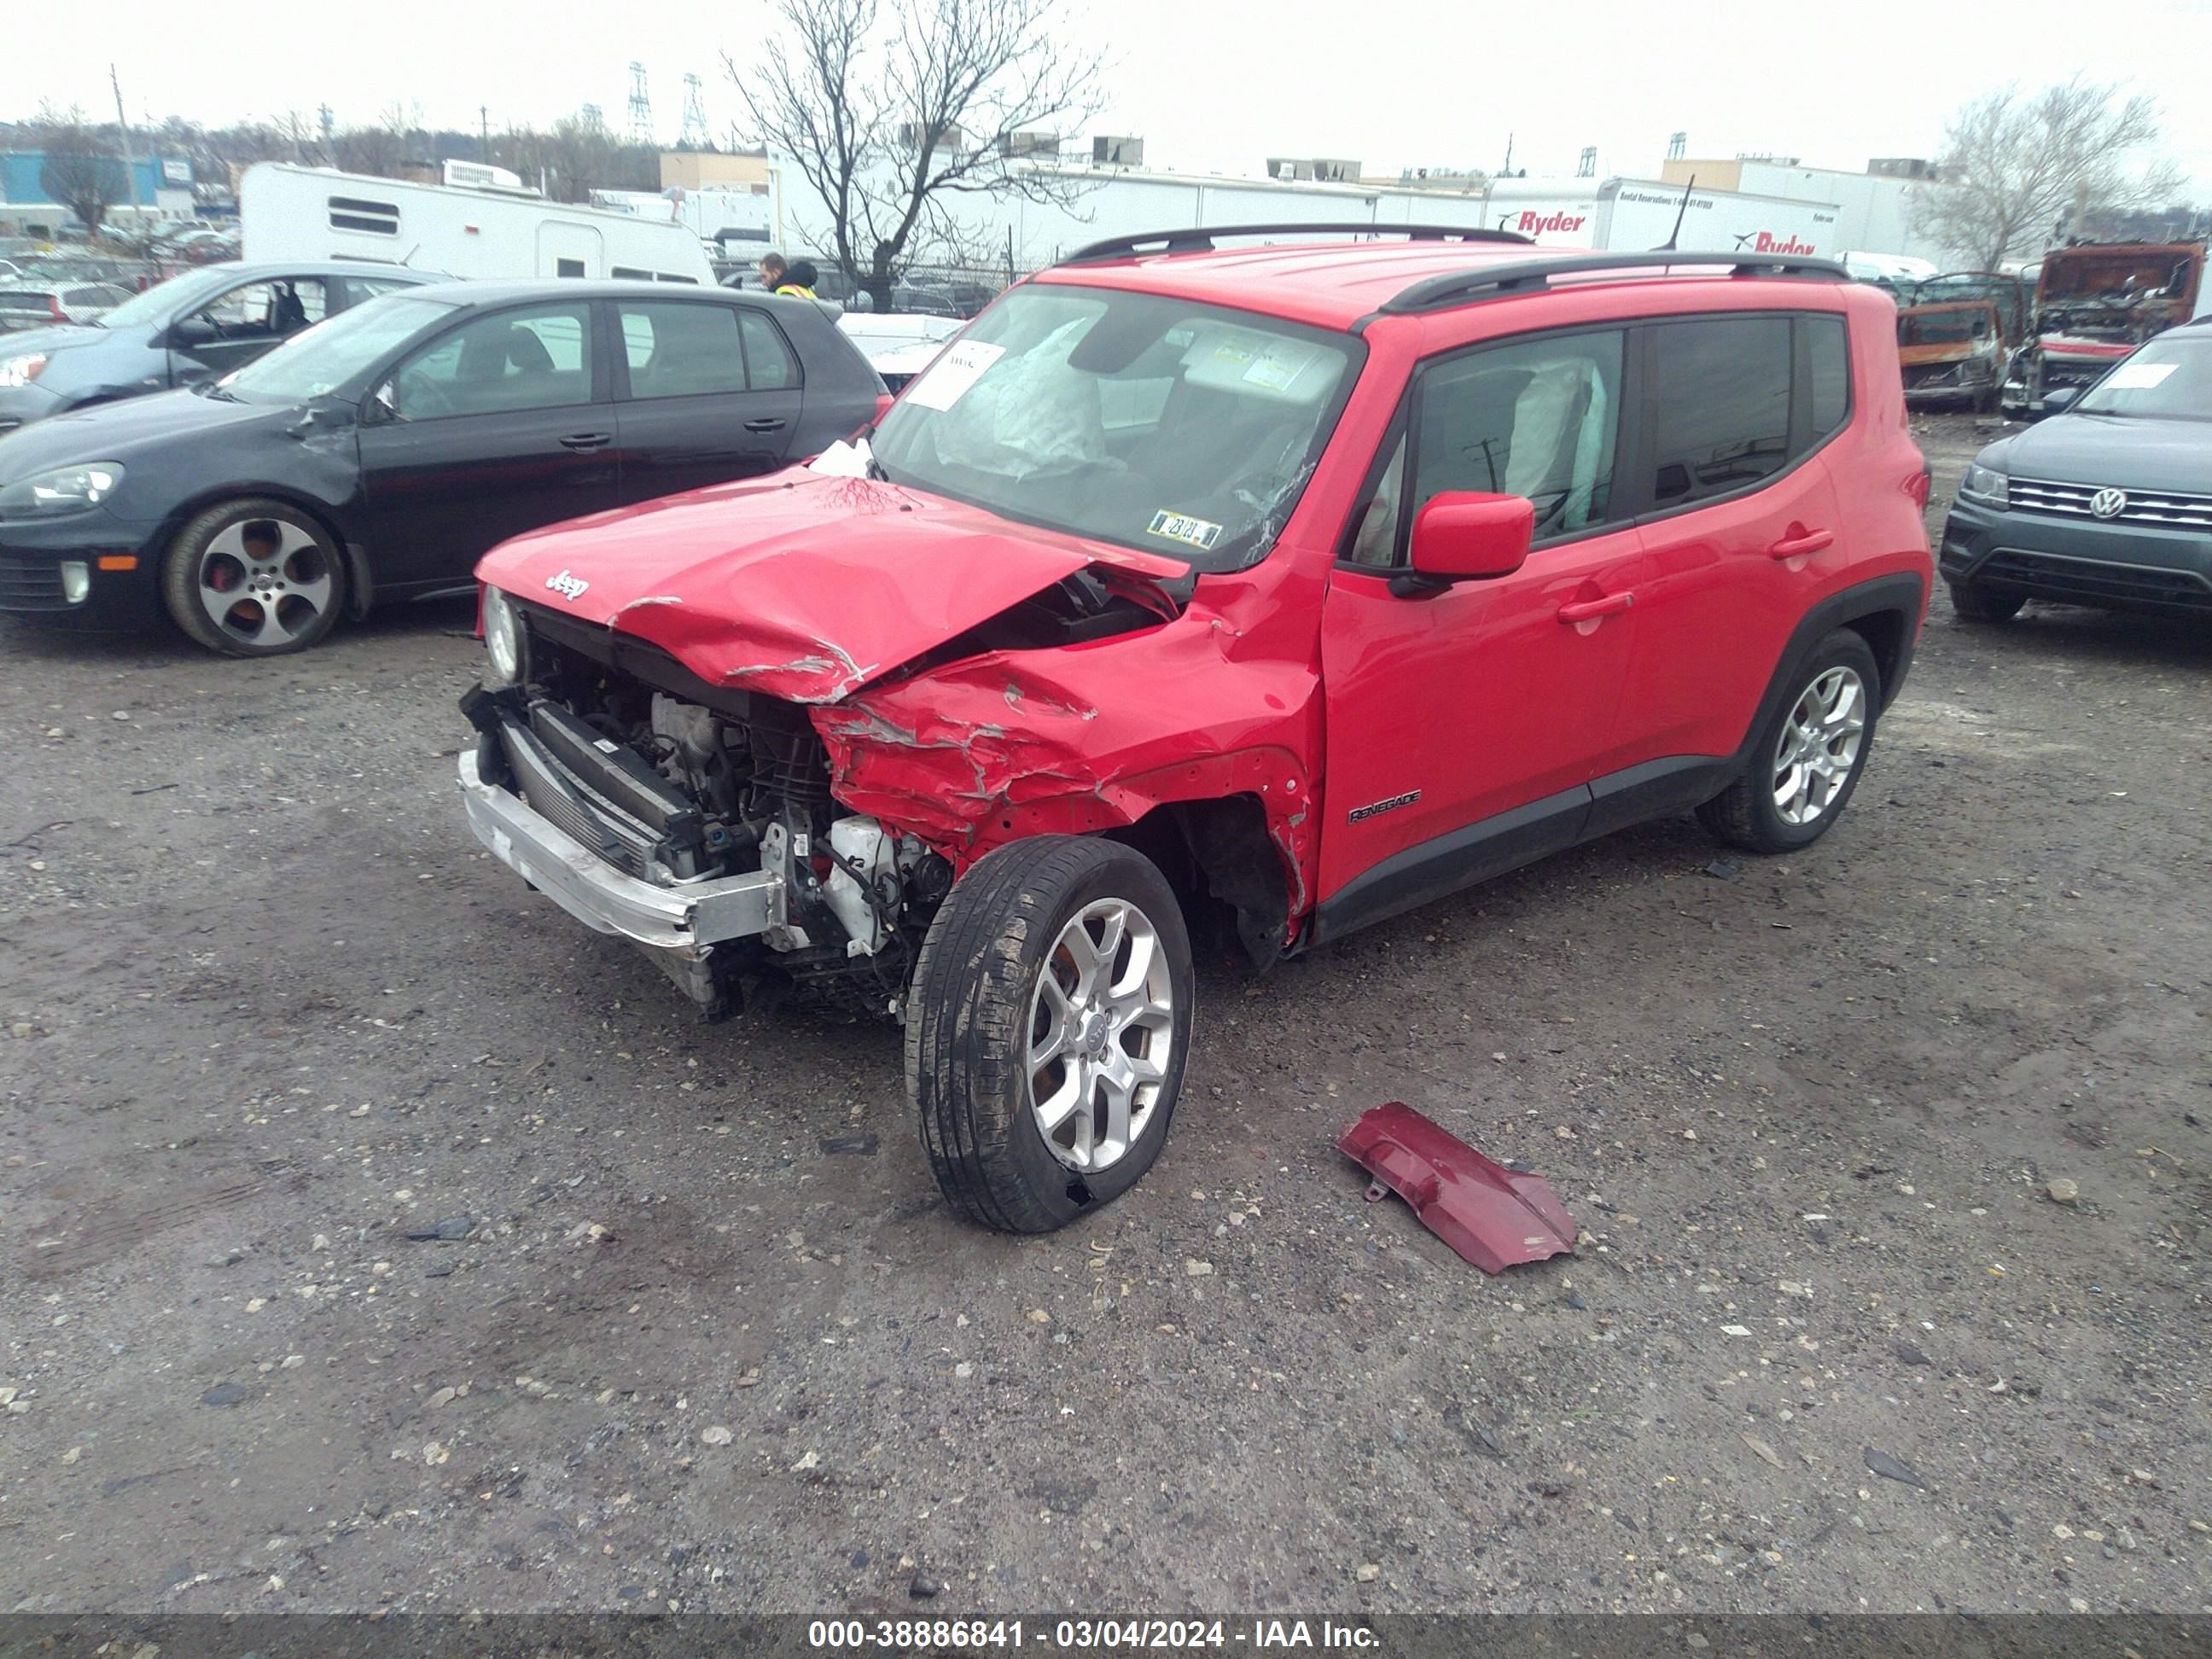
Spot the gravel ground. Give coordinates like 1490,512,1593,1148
1,412,2207,1616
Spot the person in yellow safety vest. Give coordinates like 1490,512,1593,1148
757,251,788,291
777,258,820,300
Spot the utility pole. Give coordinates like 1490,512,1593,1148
1500,132,1514,178
480,105,492,162
111,62,143,232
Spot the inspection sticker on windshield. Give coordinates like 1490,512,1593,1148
2108,361,2177,389
905,340,1005,410
1147,509,1223,551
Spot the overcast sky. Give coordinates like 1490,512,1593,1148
39,0,2212,194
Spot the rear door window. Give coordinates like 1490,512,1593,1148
619,302,751,398
1644,317,1792,508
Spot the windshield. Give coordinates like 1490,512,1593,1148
2075,335,2212,420
96,265,242,331
870,283,1362,570
220,294,455,405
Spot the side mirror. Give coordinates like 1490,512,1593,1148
169,315,219,346
1404,492,1534,589
2040,384,2079,414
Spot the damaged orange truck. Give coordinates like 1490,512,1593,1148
2005,241,2209,415
1895,273,2027,410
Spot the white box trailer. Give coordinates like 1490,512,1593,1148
240,164,717,284
1480,177,1842,258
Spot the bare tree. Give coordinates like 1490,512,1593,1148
34,105,128,236
332,123,408,178
731,0,1103,311
272,109,324,166
1916,77,2185,268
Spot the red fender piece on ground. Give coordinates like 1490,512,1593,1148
1337,1102,1577,1274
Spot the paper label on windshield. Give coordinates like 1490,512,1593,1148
2108,361,2176,389
905,340,1004,410
1243,341,1322,394
1147,509,1222,551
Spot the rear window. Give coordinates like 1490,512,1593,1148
0,291,49,309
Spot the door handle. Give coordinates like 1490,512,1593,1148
558,432,612,451
1557,591,1633,625
742,417,788,434
1769,528,1835,558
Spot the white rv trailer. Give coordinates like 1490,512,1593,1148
591,186,777,253
239,164,717,284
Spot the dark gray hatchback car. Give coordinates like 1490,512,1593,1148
0,262,438,434
0,281,887,655
1941,321,2212,621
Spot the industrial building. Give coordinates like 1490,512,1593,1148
0,152,195,237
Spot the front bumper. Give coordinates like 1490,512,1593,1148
458,747,786,951
1940,496,2212,616
0,510,163,626
1902,358,1995,405
0,381,66,435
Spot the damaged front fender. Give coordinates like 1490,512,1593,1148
812,644,1323,934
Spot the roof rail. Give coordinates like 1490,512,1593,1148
1379,250,1851,315
1061,222,1534,265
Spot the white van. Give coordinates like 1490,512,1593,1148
240,164,717,285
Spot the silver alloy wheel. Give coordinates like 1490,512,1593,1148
1027,897,1176,1173
1771,665,1867,826
197,517,335,649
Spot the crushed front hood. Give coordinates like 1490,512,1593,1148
477,471,1185,703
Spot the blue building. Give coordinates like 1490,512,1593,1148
1,152,194,234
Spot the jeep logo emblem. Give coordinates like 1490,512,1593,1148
2088,488,2127,520
545,569,591,600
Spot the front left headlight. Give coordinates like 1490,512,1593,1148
0,354,47,389
1959,463,2008,508
0,462,125,521
482,585,523,686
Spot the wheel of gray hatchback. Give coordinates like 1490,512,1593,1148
161,497,346,657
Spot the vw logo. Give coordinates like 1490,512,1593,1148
2089,488,2128,520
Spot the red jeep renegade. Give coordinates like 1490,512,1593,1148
457,226,1933,1231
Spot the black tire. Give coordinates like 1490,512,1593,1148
161,498,346,656
1698,629,1883,855
907,835,1195,1232
1948,579,2025,624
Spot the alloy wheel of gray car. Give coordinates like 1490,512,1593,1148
161,498,346,657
